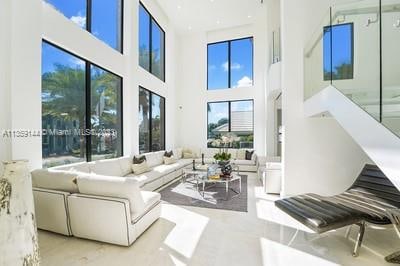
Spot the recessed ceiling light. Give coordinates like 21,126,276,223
177,5,181,9
247,15,252,18
188,26,192,30
210,0,214,2
216,20,220,24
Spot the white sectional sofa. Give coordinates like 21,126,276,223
31,147,261,245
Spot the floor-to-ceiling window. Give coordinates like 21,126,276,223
41,41,123,167
139,2,165,81
207,37,253,90
139,87,165,153
44,0,123,52
207,100,254,148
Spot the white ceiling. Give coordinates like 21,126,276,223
156,0,266,34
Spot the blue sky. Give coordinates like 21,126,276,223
323,23,353,76
42,42,84,74
208,101,253,124
45,0,121,51
208,38,253,90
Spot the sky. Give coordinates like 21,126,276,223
323,23,353,77
208,38,253,90
45,0,121,51
208,100,253,124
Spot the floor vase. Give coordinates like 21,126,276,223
0,160,39,266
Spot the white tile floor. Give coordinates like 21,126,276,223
38,173,399,266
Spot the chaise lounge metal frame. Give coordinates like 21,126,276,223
275,164,400,259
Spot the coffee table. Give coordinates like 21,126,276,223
182,164,241,200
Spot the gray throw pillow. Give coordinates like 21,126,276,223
164,150,174,157
245,150,254,160
133,155,146,164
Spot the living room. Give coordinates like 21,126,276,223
1,0,400,265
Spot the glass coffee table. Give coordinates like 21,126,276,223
182,163,241,200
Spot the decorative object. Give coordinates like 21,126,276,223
0,160,40,266
201,153,205,165
214,152,231,166
221,164,233,177
192,160,196,171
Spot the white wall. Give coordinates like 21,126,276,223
0,0,178,170
175,21,268,154
0,0,12,175
280,0,372,196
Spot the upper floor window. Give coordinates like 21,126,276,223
323,23,354,81
41,41,123,167
139,3,165,81
208,37,253,90
45,0,123,52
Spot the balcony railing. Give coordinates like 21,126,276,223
304,0,400,137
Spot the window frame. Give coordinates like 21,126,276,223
207,37,254,90
139,2,166,82
45,0,124,53
207,99,254,148
138,86,166,153
41,39,124,164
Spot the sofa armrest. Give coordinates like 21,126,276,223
67,193,135,246
33,187,72,236
257,156,267,166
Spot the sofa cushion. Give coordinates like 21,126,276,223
153,163,179,175
164,156,177,165
131,161,150,175
177,159,193,168
76,174,145,217
31,169,79,193
172,148,183,159
118,156,133,176
52,161,90,173
132,191,161,221
234,159,256,166
90,158,123,176
142,151,165,168
227,149,238,160
201,148,219,159
195,158,215,164
236,149,246,160
183,152,194,159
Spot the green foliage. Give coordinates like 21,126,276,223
213,152,231,162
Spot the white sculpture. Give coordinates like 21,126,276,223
0,160,40,266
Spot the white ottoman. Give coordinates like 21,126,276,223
263,162,282,194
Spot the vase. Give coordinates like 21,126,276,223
218,160,230,166
0,160,40,266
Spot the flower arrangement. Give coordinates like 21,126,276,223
212,133,239,164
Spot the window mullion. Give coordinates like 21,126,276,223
149,17,152,74
85,62,92,162
228,41,231,88
228,101,231,132
149,92,153,152
87,0,92,32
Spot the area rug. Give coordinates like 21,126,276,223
159,175,247,212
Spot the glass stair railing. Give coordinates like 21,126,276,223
304,0,400,137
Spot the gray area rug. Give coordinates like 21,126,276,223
159,175,247,212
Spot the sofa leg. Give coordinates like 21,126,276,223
345,225,352,239
352,222,365,257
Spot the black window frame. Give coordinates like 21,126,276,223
41,39,124,163
207,99,254,148
207,37,254,90
46,0,124,53
138,86,166,153
323,22,354,81
139,2,166,82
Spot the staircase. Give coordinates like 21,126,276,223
304,0,400,190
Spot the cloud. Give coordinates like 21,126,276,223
221,61,242,72
235,76,253,87
70,14,86,28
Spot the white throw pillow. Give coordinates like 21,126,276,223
183,152,194,159
173,148,183,159
131,161,150,174
164,156,177,165
31,169,80,193
76,174,146,217
237,149,246,160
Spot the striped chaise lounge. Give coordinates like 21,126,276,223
275,164,400,257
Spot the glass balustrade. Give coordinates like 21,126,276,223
304,0,400,137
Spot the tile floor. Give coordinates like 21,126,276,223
38,173,399,266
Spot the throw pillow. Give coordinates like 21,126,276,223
237,149,246,160
245,150,254,160
164,156,177,165
133,155,146,164
183,152,193,159
164,150,174,157
131,161,149,174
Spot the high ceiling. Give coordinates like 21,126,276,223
156,0,266,34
